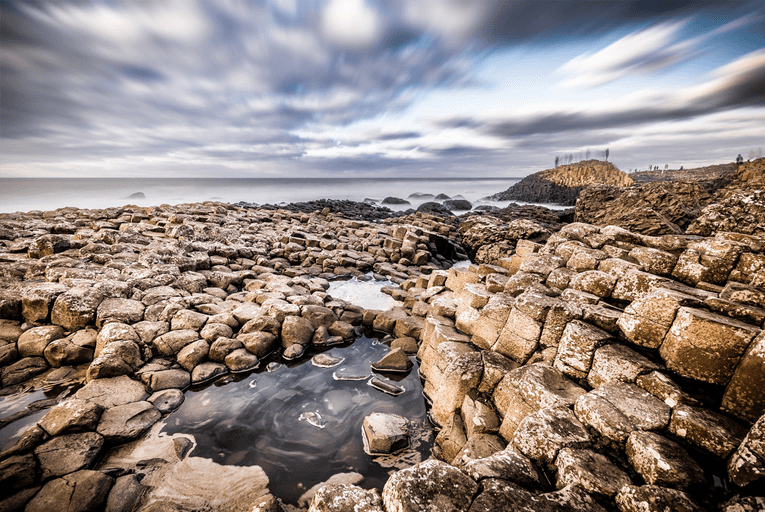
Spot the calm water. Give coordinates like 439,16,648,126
0,177,532,213
161,332,432,504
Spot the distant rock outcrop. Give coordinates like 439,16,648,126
489,160,634,206
575,181,713,236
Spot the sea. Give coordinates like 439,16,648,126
0,177,568,214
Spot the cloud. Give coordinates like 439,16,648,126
321,0,383,49
559,13,762,88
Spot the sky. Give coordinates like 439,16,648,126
1,0,764,178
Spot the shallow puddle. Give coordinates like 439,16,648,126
326,274,400,311
161,332,432,505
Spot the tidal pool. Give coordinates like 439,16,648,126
160,330,432,505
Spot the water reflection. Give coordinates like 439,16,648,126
161,331,432,504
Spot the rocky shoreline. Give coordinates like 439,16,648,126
1,160,765,512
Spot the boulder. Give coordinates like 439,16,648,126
592,382,670,432
34,432,104,480
362,412,410,455
382,459,478,512
171,309,209,331
51,287,104,331
225,348,260,372
574,393,636,443
555,448,632,496
587,343,663,388
200,322,234,342
308,483,383,512
668,404,747,458
17,325,65,358
1,356,48,386
0,453,39,491
727,413,765,488
615,484,705,512
209,337,244,362
38,398,103,436
21,282,68,323
435,412,468,463
553,320,611,379
148,388,185,414
281,315,316,348
87,340,143,381
625,431,704,491
96,298,145,327
105,474,148,512
25,469,113,512
371,348,413,373
94,322,140,358
146,369,191,392
96,401,161,442
492,308,543,363
659,306,761,385
462,446,548,491
451,433,505,469
512,406,590,466
74,375,148,408
722,331,765,422
44,328,97,367
176,339,209,371
153,329,200,357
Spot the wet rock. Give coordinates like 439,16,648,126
0,486,41,512
555,448,631,496
625,431,704,491
302,305,339,329
225,348,260,372
362,412,410,455
38,398,103,436
96,298,145,328
0,453,38,491
281,315,315,348
553,320,612,379
722,331,765,422
307,483,383,512
1,356,48,386
148,388,185,414
282,343,306,361
17,325,65,357
512,406,590,466
153,329,200,357
668,404,747,458
615,484,705,512
659,306,761,385
176,339,209,371
25,469,113,512
44,328,97,367
146,368,191,392
74,375,148,408
96,401,161,442
371,347,413,373
51,287,104,331
191,361,227,385
105,474,147,512
462,446,548,491
35,432,104,480
209,336,244,362
382,459,478,512
87,339,143,381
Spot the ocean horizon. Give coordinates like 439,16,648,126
0,177,555,214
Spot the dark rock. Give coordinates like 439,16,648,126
25,469,113,512
443,199,472,211
625,431,704,491
105,474,147,512
38,398,103,436
382,459,478,512
615,484,705,512
381,197,410,205
96,401,161,442
34,432,104,480
147,389,185,414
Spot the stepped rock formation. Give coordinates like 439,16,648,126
490,160,634,206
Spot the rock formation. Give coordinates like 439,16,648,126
489,160,634,206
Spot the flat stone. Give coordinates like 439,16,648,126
148,388,185,414
668,404,747,458
574,393,637,443
0,453,38,491
1,356,48,386
492,307,543,364
362,412,410,455
512,406,590,466
635,371,698,408
592,381,671,431
390,336,418,354
382,459,478,512
153,329,200,357
97,298,145,328
170,309,209,331
659,306,761,385
587,343,663,388
462,446,547,491
96,401,161,442
553,320,611,379
615,484,705,512
625,431,704,491
35,432,104,480
555,448,632,496
38,398,103,436
74,375,148,409
25,469,113,512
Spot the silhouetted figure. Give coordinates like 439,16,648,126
605,148,609,161
555,156,559,167
736,154,744,165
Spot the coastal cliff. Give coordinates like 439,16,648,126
489,160,634,206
